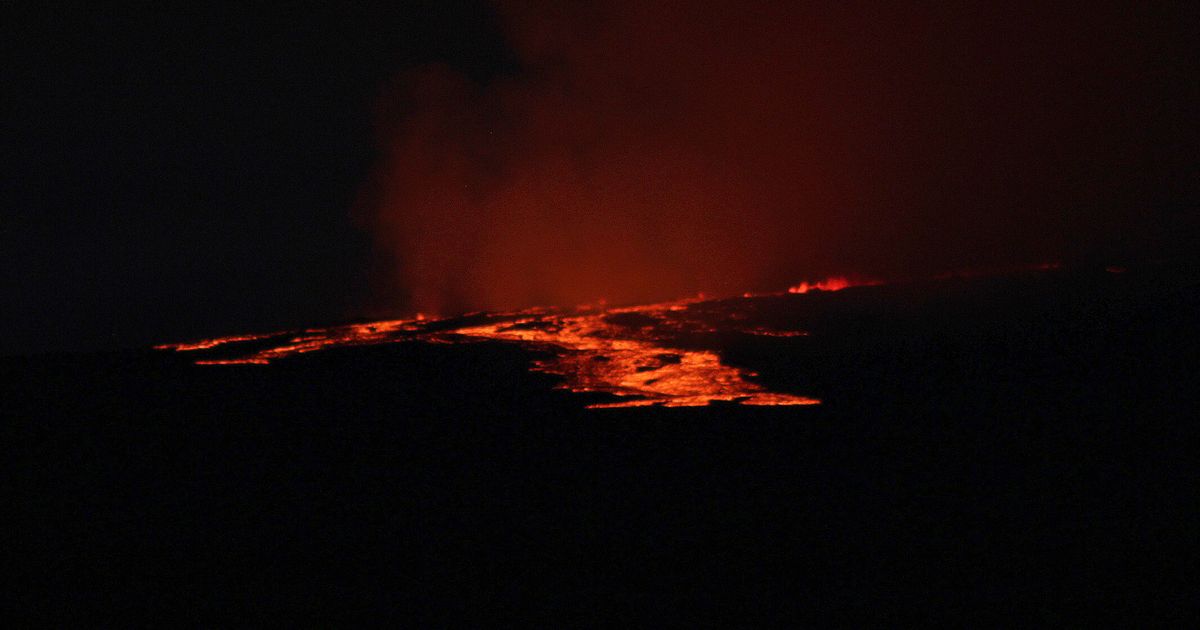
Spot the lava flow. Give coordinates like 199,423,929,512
788,276,883,294
155,318,425,365
157,292,828,409
449,300,818,408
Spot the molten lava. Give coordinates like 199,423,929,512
157,319,425,365
158,290,828,409
154,333,280,352
787,276,882,294
451,302,818,408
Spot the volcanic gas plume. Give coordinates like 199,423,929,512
360,1,1197,318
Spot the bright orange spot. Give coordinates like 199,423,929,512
787,276,880,294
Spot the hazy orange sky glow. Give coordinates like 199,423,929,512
362,1,1196,316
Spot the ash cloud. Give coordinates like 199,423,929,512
363,1,1198,315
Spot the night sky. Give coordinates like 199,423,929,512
5,2,1198,356
5,3,514,355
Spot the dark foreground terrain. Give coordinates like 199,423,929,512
5,263,1198,624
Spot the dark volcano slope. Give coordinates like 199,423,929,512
5,263,1197,624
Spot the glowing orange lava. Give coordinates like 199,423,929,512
158,265,1110,408
157,291,827,408
161,318,425,365
451,304,819,408
787,276,880,294
154,332,280,352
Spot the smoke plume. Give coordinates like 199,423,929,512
362,1,1197,315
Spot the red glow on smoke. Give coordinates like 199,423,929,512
357,2,1193,319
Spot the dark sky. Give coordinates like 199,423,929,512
5,2,1198,355
4,3,514,355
